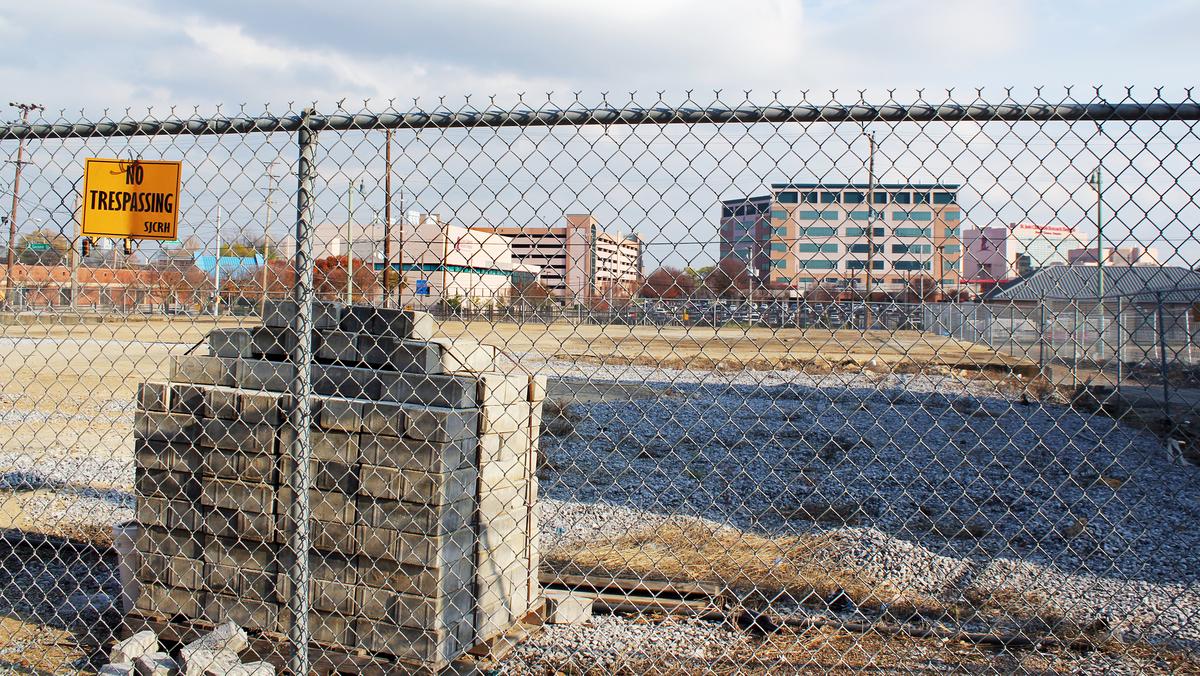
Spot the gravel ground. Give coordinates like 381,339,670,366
531,358,1200,656
1,353,1198,671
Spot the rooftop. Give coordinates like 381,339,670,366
770,182,960,190
986,265,1200,303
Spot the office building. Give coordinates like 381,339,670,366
1067,245,1160,267
718,195,773,279
723,183,963,293
484,214,643,304
963,223,1083,282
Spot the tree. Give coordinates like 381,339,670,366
703,257,751,298
900,274,939,303
314,255,378,302
16,229,70,265
640,266,697,299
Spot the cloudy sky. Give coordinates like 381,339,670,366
1,1,1198,269
1,0,1195,114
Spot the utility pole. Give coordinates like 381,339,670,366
213,206,222,317
1089,165,1104,298
383,130,392,307
863,130,877,330
345,181,363,305
5,102,44,309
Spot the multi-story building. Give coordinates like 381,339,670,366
718,195,773,280
484,214,643,304
1067,245,1160,267
962,223,1083,282
724,183,963,293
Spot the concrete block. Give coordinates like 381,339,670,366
110,629,159,663
358,585,473,629
205,387,240,421
198,419,273,453
313,364,382,400
318,398,363,432
134,583,201,618
136,468,201,501
358,465,476,506
361,401,406,436
135,439,203,475
355,552,474,596
355,619,465,665
168,384,208,417
356,496,473,536
137,382,170,412
170,356,236,387
386,372,478,408
249,326,297,359
207,328,252,358
239,391,286,426
236,359,296,392
201,479,274,513
179,646,239,676
134,412,200,444
202,448,275,484
341,306,434,340
478,372,525,408
316,330,360,363
100,664,135,676
206,563,277,601
164,555,205,590
135,527,204,560
204,537,280,573
190,618,250,654
404,407,477,442
262,298,341,330
358,434,475,473
528,374,548,404
276,487,354,523
137,496,203,531
133,652,177,676
480,400,532,435
386,341,446,374
309,577,358,614
432,339,499,374
202,595,282,633
280,458,357,494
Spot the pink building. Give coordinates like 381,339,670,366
963,223,1082,283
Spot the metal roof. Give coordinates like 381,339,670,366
985,265,1200,303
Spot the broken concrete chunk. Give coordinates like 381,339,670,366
111,629,159,663
545,590,594,625
225,661,276,676
179,647,239,676
100,664,135,676
133,652,178,676
184,619,249,655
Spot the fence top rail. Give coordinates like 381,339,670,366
3,100,1200,140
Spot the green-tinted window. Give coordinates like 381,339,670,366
846,226,885,237
771,209,788,220
800,259,837,270
846,260,886,270
844,192,865,204
778,191,799,204
776,276,791,284
773,226,788,236
945,227,960,237
847,210,871,221
893,260,931,271
943,244,961,254
797,210,821,220
933,192,956,204
947,258,961,270
894,211,933,222
798,227,838,237
895,227,932,238
773,259,787,268
820,192,839,204
770,242,789,252
799,243,838,253
945,211,961,221
849,243,881,254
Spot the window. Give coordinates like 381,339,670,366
891,243,931,254
913,192,930,204
799,243,838,253
843,191,864,204
933,191,956,205
773,226,788,236
846,260,886,270
846,226,885,237
773,259,787,268
942,244,961,254
945,211,961,221
778,191,799,204
894,211,933,222
893,192,912,204
800,259,837,270
820,192,839,203
798,210,838,221
721,206,733,217
945,227,960,237
946,258,961,270
872,192,888,204
847,210,871,221
798,227,838,237
850,243,881,254
770,209,788,221
802,191,819,203
895,227,932,237
894,260,931,271
776,277,792,284
770,242,789,252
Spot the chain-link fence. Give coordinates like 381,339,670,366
1,92,1199,674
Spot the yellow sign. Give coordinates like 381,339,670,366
81,158,182,240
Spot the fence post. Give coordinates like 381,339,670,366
1072,302,1080,388
286,107,318,675
1038,302,1047,376
1157,291,1171,422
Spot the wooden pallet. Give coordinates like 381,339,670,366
540,572,727,618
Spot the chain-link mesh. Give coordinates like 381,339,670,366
1,91,1199,674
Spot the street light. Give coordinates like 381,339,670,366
5,102,45,309
1088,165,1104,298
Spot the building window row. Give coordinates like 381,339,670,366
782,209,943,223
778,190,957,205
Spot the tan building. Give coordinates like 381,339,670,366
483,214,643,304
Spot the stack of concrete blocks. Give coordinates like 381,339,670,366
131,300,543,670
